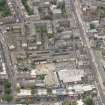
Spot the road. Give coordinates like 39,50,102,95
0,28,16,103
0,0,104,104
71,0,105,104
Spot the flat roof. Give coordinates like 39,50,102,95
37,89,47,95
67,84,95,93
52,88,67,95
58,69,84,83
17,89,31,96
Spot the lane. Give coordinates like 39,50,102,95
0,29,16,103
71,0,105,104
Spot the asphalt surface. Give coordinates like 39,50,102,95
70,0,105,104
0,29,16,104
0,0,104,105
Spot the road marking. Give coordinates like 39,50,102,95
74,0,105,104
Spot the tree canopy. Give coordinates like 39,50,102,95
3,94,13,102
84,96,93,105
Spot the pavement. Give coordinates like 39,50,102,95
0,0,104,104
0,28,16,103
72,0,105,104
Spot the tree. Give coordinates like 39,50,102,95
90,23,95,30
4,88,11,94
0,0,6,6
63,101,71,105
3,94,13,102
41,27,47,33
84,96,93,105
48,33,54,39
39,74,45,80
97,6,105,23
0,0,11,17
21,0,33,15
4,80,11,88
